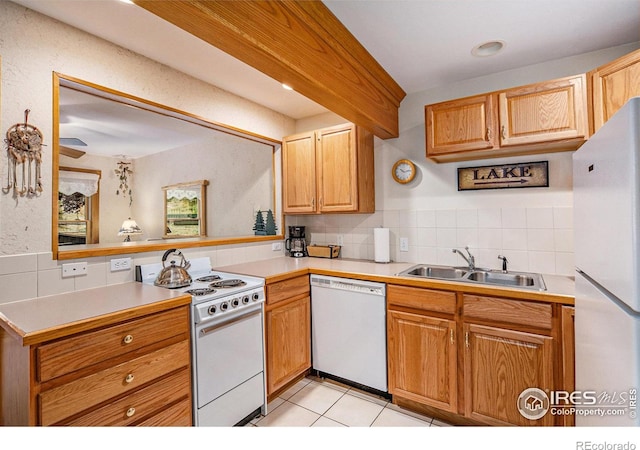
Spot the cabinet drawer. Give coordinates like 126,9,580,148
135,398,192,426
37,306,189,382
39,339,190,426
63,367,191,426
463,294,552,329
387,285,456,315
267,275,310,306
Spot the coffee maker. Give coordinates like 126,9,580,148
285,226,308,257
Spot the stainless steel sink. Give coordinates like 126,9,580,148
404,265,468,279
397,264,546,291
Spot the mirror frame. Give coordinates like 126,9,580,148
52,72,283,260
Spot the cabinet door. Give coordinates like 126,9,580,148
498,75,588,147
426,94,497,156
561,306,575,427
266,296,311,396
388,310,457,413
591,49,640,132
463,323,554,426
282,131,317,213
316,123,359,212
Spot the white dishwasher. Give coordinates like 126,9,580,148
310,275,387,393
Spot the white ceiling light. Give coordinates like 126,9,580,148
471,40,505,57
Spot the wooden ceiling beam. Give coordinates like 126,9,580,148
133,0,405,139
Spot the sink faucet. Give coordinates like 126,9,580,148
452,246,475,270
498,255,508,273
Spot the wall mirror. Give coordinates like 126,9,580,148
163,180,208,238
53,73,282,260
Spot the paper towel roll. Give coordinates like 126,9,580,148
374,227,390,263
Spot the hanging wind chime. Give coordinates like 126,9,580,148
3,109,44,197
115,160,133,206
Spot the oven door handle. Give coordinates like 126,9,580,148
199,307,261,336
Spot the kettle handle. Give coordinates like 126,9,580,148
161,248,178,263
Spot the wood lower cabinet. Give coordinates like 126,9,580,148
388,310,457,413
590,48,640,133
282,123,374,214
463,323,554,426
1,305,192,426
388,285,570,426
387,285,457,413
265,275,311,398
426,74,588,162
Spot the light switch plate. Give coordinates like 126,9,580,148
62,262,88,278
272,242,283,251
399,237,409,252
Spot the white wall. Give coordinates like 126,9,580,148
0,1,295,256
288,42,640,276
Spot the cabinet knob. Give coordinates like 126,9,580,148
465,331,470,348
125,373,135,384
123,334,133,344
486,127,491,141
501,125,506,140
450,329,455,345
126,407,136,418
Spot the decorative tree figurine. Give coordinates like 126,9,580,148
265,209,277,235
253,210,266,235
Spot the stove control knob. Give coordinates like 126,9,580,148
252,292,260,302
220,301,229,312
207,305,217,315
231,298,240,308
242,295,250,304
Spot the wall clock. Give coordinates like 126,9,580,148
392,159,416,184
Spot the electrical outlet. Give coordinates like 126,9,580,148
110,257,132,272
337,234,344,246
399,237,409,252
272,242,283,251
62,262,88,278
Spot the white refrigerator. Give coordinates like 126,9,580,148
573,96,640,426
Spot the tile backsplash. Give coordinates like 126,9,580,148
287,206,574,277
0,241,283,306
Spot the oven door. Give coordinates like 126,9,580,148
194,303,265,409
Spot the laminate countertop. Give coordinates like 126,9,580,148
215,256,575,306
0,283,191,346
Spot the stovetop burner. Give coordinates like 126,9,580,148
196,274,222,283
186,287,217,296
209,279,247,288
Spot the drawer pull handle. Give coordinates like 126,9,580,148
125,373,135,384
126,407,136,418
123,334,133,344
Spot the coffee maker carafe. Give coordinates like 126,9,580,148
285,226,308,257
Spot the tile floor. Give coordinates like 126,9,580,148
248,375,452,427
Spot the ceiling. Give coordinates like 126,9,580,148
14,0,640,119
10,0,640,156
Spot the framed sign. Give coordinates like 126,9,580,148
458,161,549,191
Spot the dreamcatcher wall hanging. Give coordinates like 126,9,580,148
3,109,44,197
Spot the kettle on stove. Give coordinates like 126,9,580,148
154,249,192,289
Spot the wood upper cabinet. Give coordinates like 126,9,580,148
265,275,311,398
426,74,589,162
590,48,640,133
425,94,497,155
387,285,457,413
282,123,374,214
498,75,588,147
